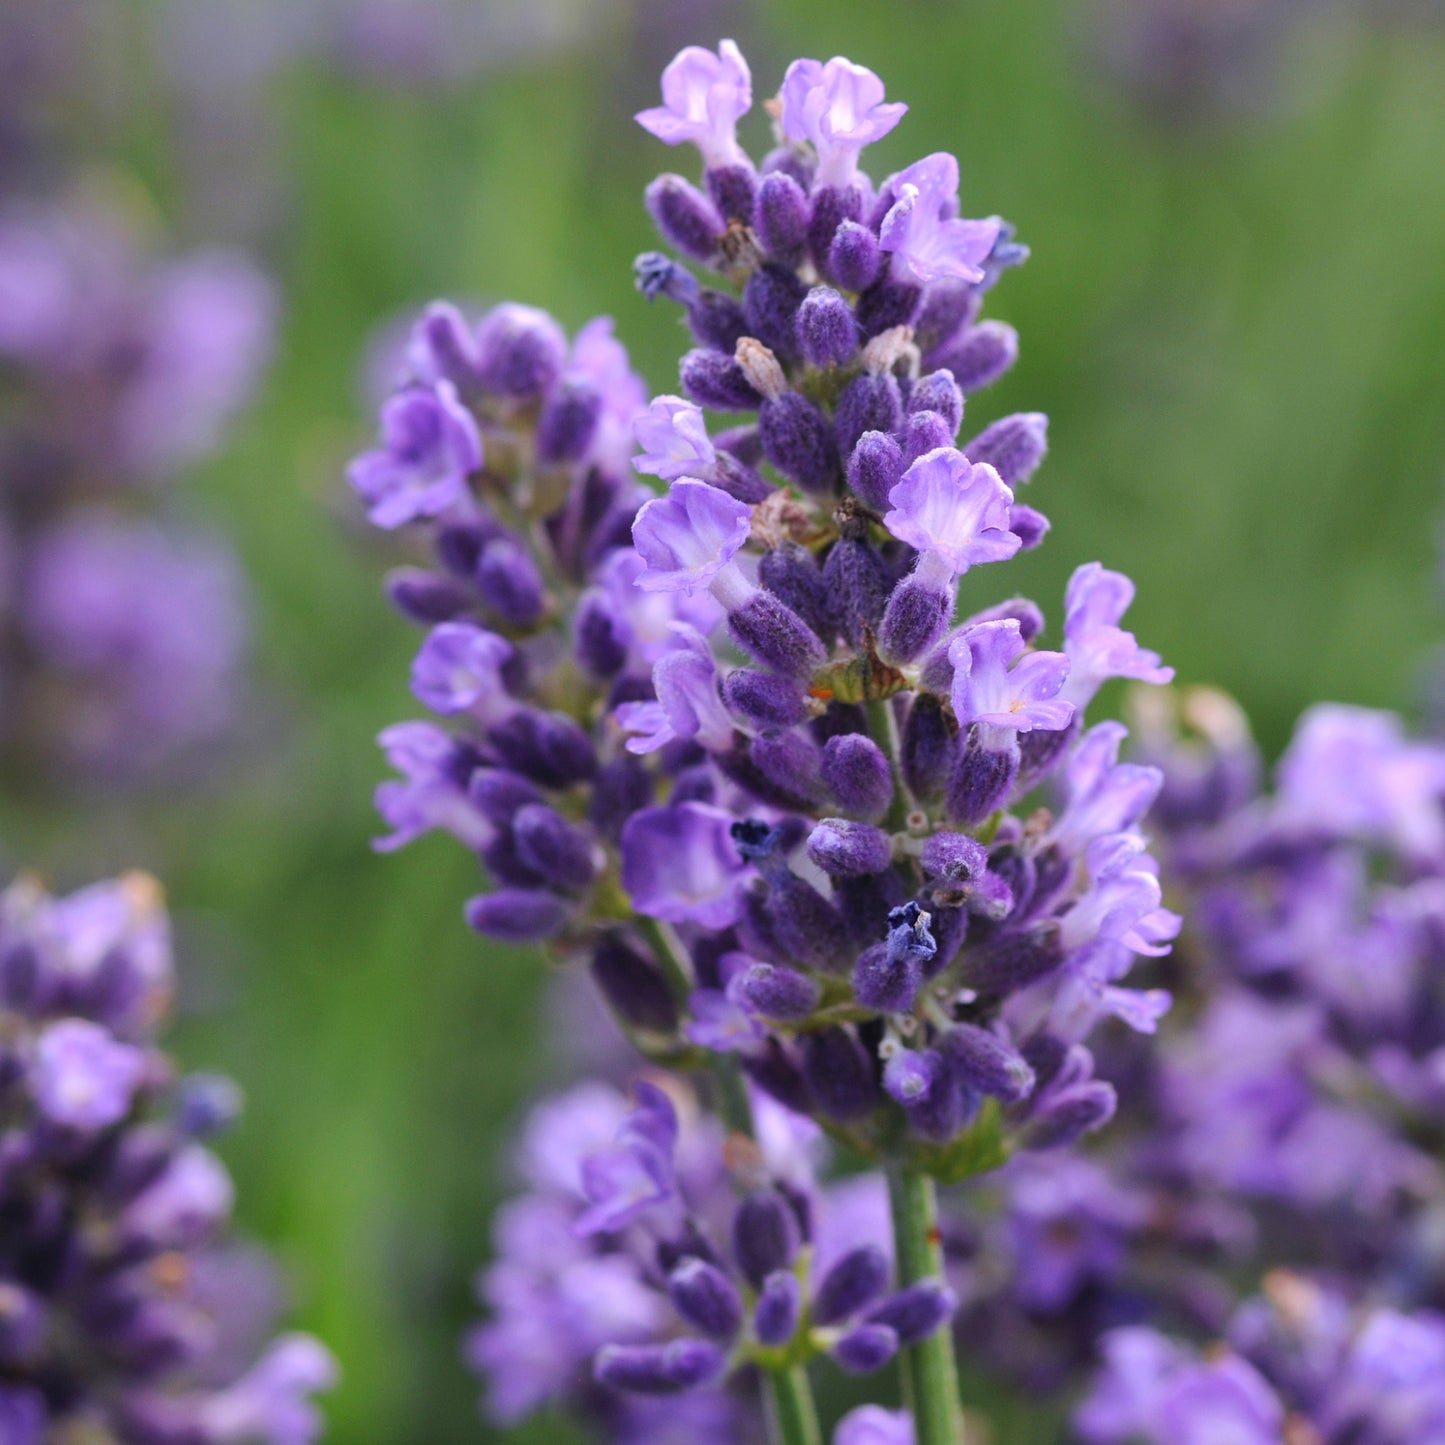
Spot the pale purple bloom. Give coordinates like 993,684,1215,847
780,56,908,188
31,1018,146,1130
347,381,481,529
833,1405,915,1445
574,1082,679,1235
949,619,1074,735
878,153,1000,286
373,720,492,852
588,549,723,671
632,479,751,595
634,395,717,481
125,1144,236,1247
1060,834,1179,956
616,628,733,755
635,40,752,170
194,1334,339,1445
409,622,514,717
568,315,649,474
621,803,748,927
685,988,764,1051
1048,721,1163,853
884,447,1020,580
1060,562,1173,708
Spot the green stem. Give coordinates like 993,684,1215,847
887,1166,963,1445
764,1364,823,1445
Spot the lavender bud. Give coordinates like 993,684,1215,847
487,709,596,787
591,933,678,1034
822,538,891,648
733,1190,801,1288
908,371,965,435
808,184,864,274
813,1246,889,1326
435,520,493,578
680,349,764,411
797,286,858,369
728,591,827,679
755,172,810,263
731,963,819,1022
384,568,473,624
829,220,882,292
930,321,1019,393
901,695,956,801
854,900,933,1014
176,1074,243,1138
474,304,567,399
821,734,893,820
759,543,834,645
808,819,892,878
759,393,840,494
867,1282,957,1344
475,538,546,628
536,379,602,463
833,1323,899,1374
417,301,482,392
645,174,724,262
965,925,1065,996
744,264,810,362
575,596,628,678
914,281,982,357
706,162,758,224
1016,718,1077,794
836,374,903,459
919,832,988,883
668,1259,743,1340
1021,1081,1118,1151
595,1339,725,1395
721,669,811,729
945,729,1020,825
962,412,1048,486
855,275,922,339
885,1048,971,1142
801,1027,878,1121
1009,504,1049,551
768,877,851,971
847,430,905,512
465,888,570,942
941,1023,1036,1102
965,596,1047,643
878,576,951,667
742,1038,813,1114
685,290,751,353
833,870,908,948
902,410,958,464
715,424,764,467
754,1271,802,1347
469,767,543,824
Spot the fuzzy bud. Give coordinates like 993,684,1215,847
901,695,956,802
836,373,903,459
812,1246,890,1326
744,264,810,362
833,1324,899,1375
760,392,841,493
829,220,882,292
908,370,965,435
801,1027,878,1121
945,728,1020,825
807,819,892,878
755,172,811,264
591,933,678,1034
846,431,905,512
465,889,570,942
878,575,952,667
754,1271,802,1347
595,1339,725,1394
645,174,725,262
1021,1081,1118,1151
759,542,834,645
384,568,473,624
822,537,892,648
668,1259,743,1340
721,669,812,729
919,831,988,884
475,538,546,628
808,184,864,274
512,803,597,893
1009,504,1049,551
961,412,1048,486
731,963,819,1022
728,590,828,678
536,379,602,463
941,1023,1036,1102
821,734,894,820
797,286,858,368
707,162,757,224
680,349,764,410
867,1283,957,1345
930,320,1018,393
884,1049,970,1142
733,1190,801,1288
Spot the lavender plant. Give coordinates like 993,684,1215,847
354,39,1180,1444
0,871,335,1443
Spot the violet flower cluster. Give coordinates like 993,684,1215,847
0,871,335,1443
0,198,272,781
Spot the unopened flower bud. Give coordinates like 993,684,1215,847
813,1246,889,1326
829,220,882,292
821,734,893,820
797,286,858,368
645,174,725,262
962,412,1048,486
755,171,810,264
930,320,1018,393
754,1271,802,1347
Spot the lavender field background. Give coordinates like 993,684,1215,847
4,0,1445,1440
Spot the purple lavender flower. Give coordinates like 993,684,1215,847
878,154,1001,286
779,57,908,188
948,619,1074,737
620,802,748,928
632,479,752,597
635,40,752,171
1060,562,1173,709
884,448,1021,580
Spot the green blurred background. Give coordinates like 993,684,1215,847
7,0,1445,1439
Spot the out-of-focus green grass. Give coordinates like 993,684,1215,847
4,1,1445,1440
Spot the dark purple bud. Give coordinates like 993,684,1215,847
416,301,483,393
482,826,541,885
801,1027,878,1121
930,321,1019,393
768,877,850,971
1021,1081,1117,1151
759,543,834,645
536,378,603,463
964,596,1047,643
712,452,775,503
716,745,817,813
670,763,717,805
962,870,1015,921
487,709,597,788
833,1323,899,1374
680,349,764,411
867,1282,957,1344
744,264,810,362
721,669,811,729
731,963,819,1022
833,870,908,948
962,412,1048,486
836,374,903,459
733,1190,801,1289
902,410,958,465
829,221,881,292
435,520,495,578
813,1246,889,1326
1016,718,1077,795
465,888,570,941
668,1259,743,1339
965,925,1065,996
1023,1032,1069,1092
728,591,827,679
915,281,982,358
945,729,1020,825
1009,504,1049,552
908,371,964,435
855,275,923,339
475,537,546,628
808,819,892,878
385,567,473,624
846,430,905,512
715,424,764,467
878,576,952,666
575,595,628,677
755,171,810,263
941,1024,1036,1102
821,734,893,821
822,538,891,648
176,1073,243,1138
588,758,652,841
919,832,987,883
754,1271,802,1347
761,143,815,189
885,1048,971,1142
901,695,956,802
469,767,543,824
742,1038,813,1114
474,304,567,399
512,803,596,892
591,933,678,1034
759,393,840,494
646,174,724,262
797,286,858,369
685,290,751,353
808,184,864,274
706,162,757,224
595,1339,725,1395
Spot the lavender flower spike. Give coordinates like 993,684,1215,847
635,40,753,170
949,618,1075,737
780,57,909,188
879,154,1001,286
